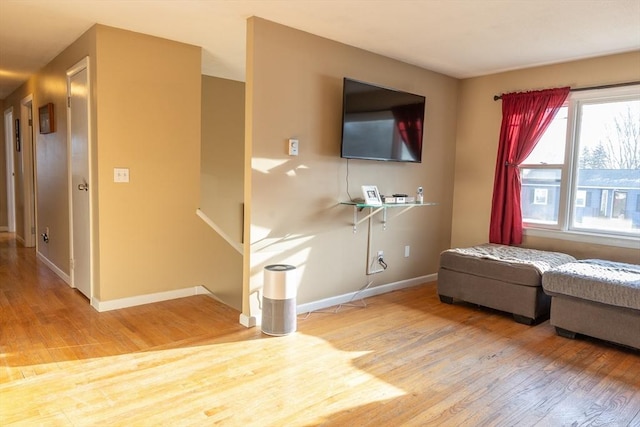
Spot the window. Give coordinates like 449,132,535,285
533,188,548,205
575,190,587,208
520,85,640,241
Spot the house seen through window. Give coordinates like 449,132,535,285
520,85,640,239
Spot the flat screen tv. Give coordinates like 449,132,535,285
340,78,425,163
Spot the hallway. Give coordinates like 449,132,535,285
0,232,250,382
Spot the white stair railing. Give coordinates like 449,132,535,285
196,208,243,254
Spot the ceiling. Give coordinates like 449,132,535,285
0,0,639,99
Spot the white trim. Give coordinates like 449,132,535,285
91,285,213,312
67,57,94,300
20,95,36,248
36,250,71,284
196,208,243,254
296,273,437,314
4,107,16,233
87,274,436,320
239,313,257,328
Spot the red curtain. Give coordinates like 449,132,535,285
392,103,424,159
489,87,570,245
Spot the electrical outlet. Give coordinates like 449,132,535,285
368,250,386,275
404,245,410,257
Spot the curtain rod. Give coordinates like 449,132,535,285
493,81,640,101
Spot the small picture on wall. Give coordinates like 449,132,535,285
361,185,382,206
39,103,55,134
15,118,20,152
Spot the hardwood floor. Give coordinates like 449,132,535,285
1,232,639,426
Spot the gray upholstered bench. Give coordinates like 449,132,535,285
438,244,576,325
542,260,640,350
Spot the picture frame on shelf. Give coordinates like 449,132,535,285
361,185,382,206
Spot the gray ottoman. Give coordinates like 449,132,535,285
542,259,640,350
438,244,576,324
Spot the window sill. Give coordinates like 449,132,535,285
523,227,640,250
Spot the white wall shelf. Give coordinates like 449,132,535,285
340,201,438,233
340,201,438,276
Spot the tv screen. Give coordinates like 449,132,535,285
340,78,425,163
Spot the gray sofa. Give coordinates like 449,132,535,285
438,244,576,325
542,259,640,350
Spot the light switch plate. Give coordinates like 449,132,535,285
114,167,129,183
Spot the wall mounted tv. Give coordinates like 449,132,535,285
340,78,426,163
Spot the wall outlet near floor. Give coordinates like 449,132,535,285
368,250,385,274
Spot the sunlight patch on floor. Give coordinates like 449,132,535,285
0,333,405,425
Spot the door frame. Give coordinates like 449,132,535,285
20,95,36,247
3,107,16,232
67,56,94,300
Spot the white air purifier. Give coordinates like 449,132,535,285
261,264,298,336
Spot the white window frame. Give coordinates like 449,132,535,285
522,85,640,249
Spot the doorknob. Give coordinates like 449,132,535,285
78,183,88,191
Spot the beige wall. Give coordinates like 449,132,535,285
453,51,640,262
200,76,245,244
244,18,459,316
93,26,242,307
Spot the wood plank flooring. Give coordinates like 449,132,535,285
1,232,639,426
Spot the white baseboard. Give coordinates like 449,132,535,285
89,274,436,318
36,250,71,285
296,273,437,314
92,285,212,312
239,313,257,328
